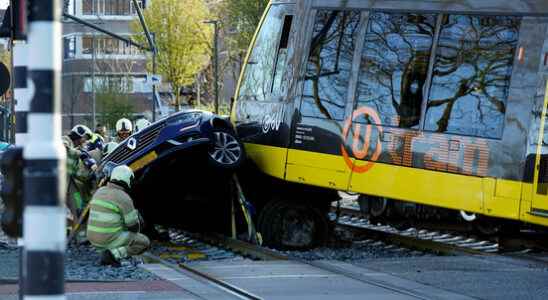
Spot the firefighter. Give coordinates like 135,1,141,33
63,125,95,218
115,118,133,142
87,132,105,152
95,124,108,141
87,165,150,266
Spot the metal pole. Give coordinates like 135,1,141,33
213,21,219,115
152,33,157,121
63,13,149,51
91,35,96,127
23,1,65,299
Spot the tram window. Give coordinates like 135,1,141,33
425,15,520,139
271,15,294,97
238,5,287,102
355,13,436,128
301,10,361,120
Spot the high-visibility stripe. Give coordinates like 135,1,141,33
124,210,139,225
89,211,121,224
91,199,120,213
73,192,82,210
87,225,122,234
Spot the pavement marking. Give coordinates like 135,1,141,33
222,274,341,279
66,291,146,295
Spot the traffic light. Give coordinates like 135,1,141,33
0,1,28,40
1,147,24,238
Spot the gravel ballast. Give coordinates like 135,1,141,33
0,242,159,281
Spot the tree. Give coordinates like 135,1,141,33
131,0,212,111
96,82,135,132
217,0,268,80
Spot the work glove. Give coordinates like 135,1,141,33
79,152,97,171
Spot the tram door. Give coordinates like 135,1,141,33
286,10,362,190
532,82,548,214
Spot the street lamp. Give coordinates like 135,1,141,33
203,20,219,114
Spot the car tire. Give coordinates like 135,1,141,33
207,128,245,170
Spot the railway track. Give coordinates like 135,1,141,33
149,231,453,300
143,204,548,299
331,205,548,263
331,206,499,255
144,251,263,300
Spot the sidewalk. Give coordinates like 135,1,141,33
0,280,195,300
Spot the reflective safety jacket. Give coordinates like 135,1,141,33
62,135,81,177
87,182,140,247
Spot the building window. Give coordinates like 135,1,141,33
301,10,361,120
84,76,149,94
424,15,520,139
64,36,76,59
82,0,94,15
82,36,93,54
81,35,142,56
82,0,140,16
355,13,436,128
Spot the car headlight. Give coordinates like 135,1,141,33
168,112,202,126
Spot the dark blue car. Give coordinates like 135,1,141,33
100,110,244,175
98,110,245,231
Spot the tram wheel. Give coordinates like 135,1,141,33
258,200,328,250
474,216,501,236
370,197,388,217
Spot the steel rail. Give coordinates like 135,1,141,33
333,206,497,255
189,233,433,299
194,233,288,261
143,252,263,300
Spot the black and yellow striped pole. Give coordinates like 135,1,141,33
22,0,65,299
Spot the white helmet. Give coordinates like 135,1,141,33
103,142,119,157
135,118,151,132
110,165,134,189
71,124,93,139
115,118,133,133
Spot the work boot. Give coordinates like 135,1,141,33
100,250,121,267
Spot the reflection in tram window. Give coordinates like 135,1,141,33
271,15,294,97
301,10,361,120
355,13,436,128
425,15,520,139
238,5,287,102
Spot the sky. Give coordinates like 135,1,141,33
0,0,6,10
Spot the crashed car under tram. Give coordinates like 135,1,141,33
98,110,245,234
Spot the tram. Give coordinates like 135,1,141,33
232,0,548,249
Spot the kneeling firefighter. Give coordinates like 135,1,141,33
87,165,150,266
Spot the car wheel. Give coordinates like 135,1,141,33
207,128,244,169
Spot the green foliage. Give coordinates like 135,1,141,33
131,0,213,110
220,0,269,54
96,84,135,130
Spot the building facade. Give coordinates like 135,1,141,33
62,0,152,132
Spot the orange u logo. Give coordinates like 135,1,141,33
341,107,383,173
